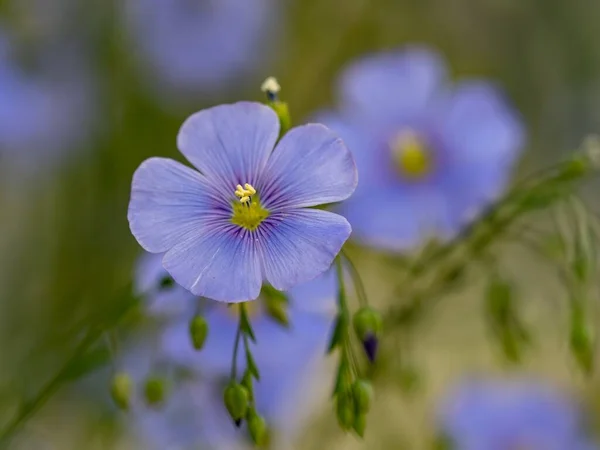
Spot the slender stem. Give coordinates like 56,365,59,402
335,255,347,312
230,312,243,381
0,329,98,446
341,249,368,308
0,285,137,446
335,256,359,375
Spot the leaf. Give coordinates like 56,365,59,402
240,306,256,343
327,314,346,354
245,347,260,380
332,359,350,398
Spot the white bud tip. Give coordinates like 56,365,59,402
261,77,280,94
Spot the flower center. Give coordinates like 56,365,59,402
390,130,431,179
231,183,269,231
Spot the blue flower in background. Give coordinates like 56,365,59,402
318,46,525,251
124,0,279,102
0,30,97,176
129,252,337,449
128,102,357,302
437,379,598,450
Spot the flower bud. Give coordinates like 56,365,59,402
261,76,291,136
336,395,355,430
351,380,373,414
248,411,269,447
263,287,289,327
353,413,367,438
224,383,249,422
353,307,383,362
188,315,209,350
110,372,133,410
362,334,379,363
144,376,168,407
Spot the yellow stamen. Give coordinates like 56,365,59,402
390,130,431,179
234,183,257,203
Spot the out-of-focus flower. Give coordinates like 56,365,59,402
0,12,97,177
318,46,525,251
123,0,280,104
128,252,337,449
437,378,598,450
128,102,357,302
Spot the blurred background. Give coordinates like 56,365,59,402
0,0,599,448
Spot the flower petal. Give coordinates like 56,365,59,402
340,185,445,251
128,157,226,253
339,45,447,129
257,209,351,290
259,124,357,210
177,102,279,192
436,80,525,166
163,224,262,302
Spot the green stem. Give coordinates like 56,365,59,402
230,314,243,381
335,256,359,376
0,285,137,446
0,329,99,446
341,249,368,308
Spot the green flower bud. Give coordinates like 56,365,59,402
351,380,373,414
248,411,269,447
353,307,383,362
110,372,133,410
353,413,367,438
261,76,291,136
353,307,383,341
269,101,291,137
189,315,209,350
224,383,249,421
144,376,168,407
336,395,355,430
262,286,289,327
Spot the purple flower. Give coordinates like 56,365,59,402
0,30,96,175
437,378,597,450
129,252,337,449
123,0,279,102
128,102,357,302
318,45,525,251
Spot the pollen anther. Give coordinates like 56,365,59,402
234,183,257,203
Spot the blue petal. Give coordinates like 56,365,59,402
257,209,351,291
125,0,276,96
438,379,590,450
259,124,357,210
340,185,440,251
135,379,243,449
435,80,525,168
163,225,262,302
177,102,279,194
128,157,227,253
339,45,447,131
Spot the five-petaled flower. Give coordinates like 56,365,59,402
437,378,597,450
128,102,357,302
318,45,525,251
